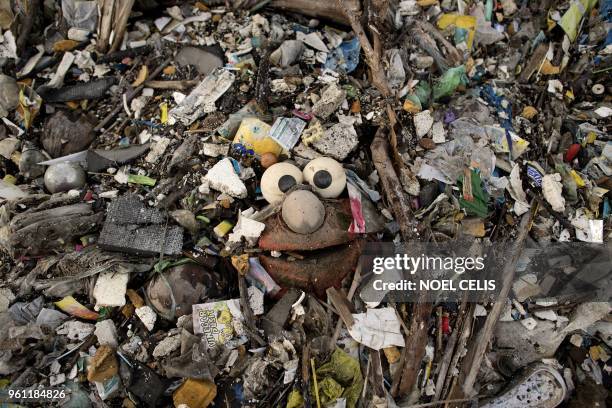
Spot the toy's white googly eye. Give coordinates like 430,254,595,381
303,157,346,198
261,162,303,204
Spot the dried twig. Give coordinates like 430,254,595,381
336,0,391,97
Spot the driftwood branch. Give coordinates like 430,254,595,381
371,128,418,241
269,0,359,25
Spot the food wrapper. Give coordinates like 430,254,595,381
55,295,99,320
232,117,283,156
192,299,245,348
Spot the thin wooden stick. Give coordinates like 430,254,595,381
97,0,115,53
109,0,135,53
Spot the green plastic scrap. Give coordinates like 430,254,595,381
286,389,304,408
414,81,431,108
127,174,156,186
558,0,598,42
458,169,489,218
312,348,364,408
433,65,467,101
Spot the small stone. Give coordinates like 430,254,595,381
145,137,171,163
311,123,358,161
418,138,436,150
0,137,20,159
93,272,129,309
87,345,118,383
260,152,278,169
94,320,119,348
204,158,247,198
312,83,346,119
152,334,181,358
44,163,87,193
414,110,434,138
170,209,199,234
135,306,157,331
19,149,46,179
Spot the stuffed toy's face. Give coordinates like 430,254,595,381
260,157,347,234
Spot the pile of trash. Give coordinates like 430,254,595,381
0,0,610,406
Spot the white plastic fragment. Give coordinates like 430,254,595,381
542,173,565,213
347,307,405,350
93,272,129,310
204,158,248,198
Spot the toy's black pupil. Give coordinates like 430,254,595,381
313,170,332,189
278,175,296,192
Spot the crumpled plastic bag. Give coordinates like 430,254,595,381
433,65,467,101
313,348,364,408
61,0,98,32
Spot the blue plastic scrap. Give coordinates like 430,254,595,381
480,85,514,159
324,37,361,73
